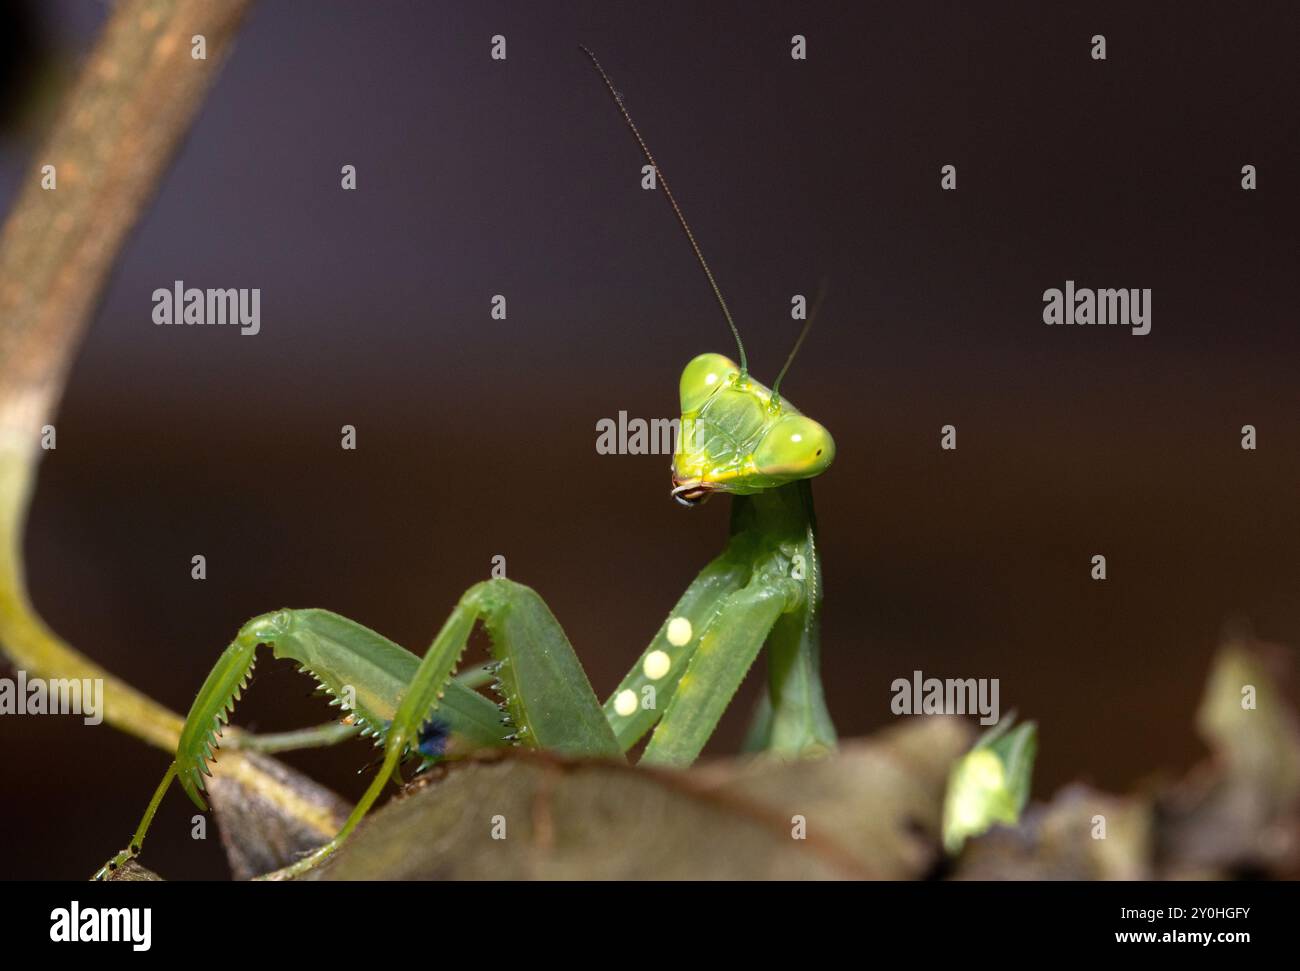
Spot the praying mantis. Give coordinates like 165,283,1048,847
94,48,839,880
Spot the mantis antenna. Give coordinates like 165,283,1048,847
771,278,828,402
580,45,749,378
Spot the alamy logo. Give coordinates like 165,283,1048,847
50,901,151,951
0,670,102,724
152,280,260,335
890,670,1000,726
1043,280,1150,335
595,412,681,455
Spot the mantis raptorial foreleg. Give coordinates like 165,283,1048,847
97,578,624,878
273,559,813,875
270,580,624,878
600,540,751,750
642,571,802,766
96,493,834,879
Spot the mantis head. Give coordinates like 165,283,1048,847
672,352,835,505
578,46,836,506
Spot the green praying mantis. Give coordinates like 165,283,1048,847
94,48,840,880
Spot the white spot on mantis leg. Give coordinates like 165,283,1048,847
666,617,693,647
643,650,671,680
614,689,638,717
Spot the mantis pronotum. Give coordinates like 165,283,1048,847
95,47,839,880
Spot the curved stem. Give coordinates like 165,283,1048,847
0,0,255,750
0,449,185,749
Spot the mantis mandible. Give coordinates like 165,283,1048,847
95,47,838,880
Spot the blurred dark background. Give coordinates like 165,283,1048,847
1,1,1298,878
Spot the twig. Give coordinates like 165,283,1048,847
0,0,354,866
0,0,254,749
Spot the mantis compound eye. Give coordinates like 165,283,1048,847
678,352,739,414
752,415,835,480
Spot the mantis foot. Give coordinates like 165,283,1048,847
91,843,141,881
